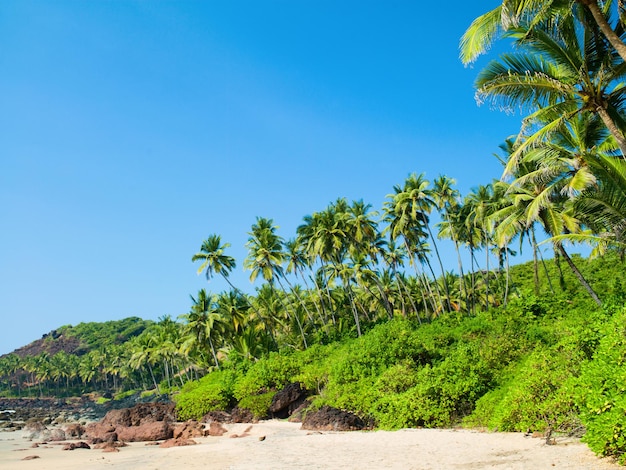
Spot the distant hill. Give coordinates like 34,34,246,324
4,317,153,360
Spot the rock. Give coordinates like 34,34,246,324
202,410,231,424
287,401,310,423
269,383,308,419
301,406,366,432
230,407,255,423
85,403,176,443
207,422,228,437
101,445,120,453
64,423,85,438
21,455,40,460
116,421,172,442
62,441,91,450
172,420,205,439
97,403,175,428
159,438,197,448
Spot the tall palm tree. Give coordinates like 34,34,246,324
244,217,308,348
192,234,238,290
180,289,222,370
473,12,626,162
433,175,470,313
461,1,626,65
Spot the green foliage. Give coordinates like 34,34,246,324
577,308,626,463
468,346,582,433
61,317,152,351
175,369,237,421
237,391,276,419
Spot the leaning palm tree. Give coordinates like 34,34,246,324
192,234,238,291
461,1,626,65
473,11,626,162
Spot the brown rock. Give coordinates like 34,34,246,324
64,423,85,438
172,420,205,440
116,421,172,442
101,445,120,453
207,422,228,437
62,441,91,450
22,455,40,460
159,438,197,448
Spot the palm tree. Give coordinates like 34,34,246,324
192,234,238,290
181,289,222,370
244,217,308,348
473,12,626,162
433,175,470,313
461,1,626,65
384,174,449,314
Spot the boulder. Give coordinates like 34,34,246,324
206,422,228,437
64,423,85,438
172,420,206,439
62,441,91,451
116,421,172,442
301,406,366,432
202,410,231,424
230,407,255,423
269,383,307,419
85,403,176,443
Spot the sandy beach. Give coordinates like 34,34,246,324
0,421,620,470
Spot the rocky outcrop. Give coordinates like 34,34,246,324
269,383,308,419
172,420,206,440
85,403,176,443
301,406,367,432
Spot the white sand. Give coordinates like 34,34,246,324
0,421,620,470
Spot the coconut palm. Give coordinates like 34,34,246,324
461,1,626,65
474,12,626,163
244,217,308,348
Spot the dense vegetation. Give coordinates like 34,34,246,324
3,0,626,464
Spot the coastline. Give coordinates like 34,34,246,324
0,421,620,470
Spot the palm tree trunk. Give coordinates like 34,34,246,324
426,224,453,312
557,245,602,306
580,0,626,63
595,106,626,159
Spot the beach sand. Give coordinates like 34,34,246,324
0,421,620,469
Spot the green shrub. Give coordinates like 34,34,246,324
175,369,236,421
237,391,276,419
469,346,582,433
577,308,626,463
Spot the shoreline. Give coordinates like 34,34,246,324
0,421,620,469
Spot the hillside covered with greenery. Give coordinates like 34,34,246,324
4,0,626,464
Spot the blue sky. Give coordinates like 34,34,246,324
0,1,530,355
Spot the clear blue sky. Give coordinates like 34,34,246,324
1,1,527,355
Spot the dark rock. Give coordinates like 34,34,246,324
301,406,366,432
230,407,255,423
202,410,231,424
269,383,308,419
62,441,91,450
